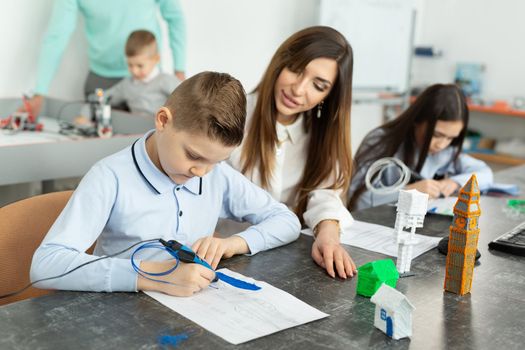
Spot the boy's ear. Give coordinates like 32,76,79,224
155,107,174,131
153,53,161,64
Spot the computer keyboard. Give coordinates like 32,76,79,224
488,221,525,256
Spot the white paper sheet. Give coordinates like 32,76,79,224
302,220,441,258
427,197,458,216
145,268,329,345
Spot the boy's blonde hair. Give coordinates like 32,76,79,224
125,30,157,57
164,71,246,146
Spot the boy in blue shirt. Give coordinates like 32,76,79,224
31,72,301,297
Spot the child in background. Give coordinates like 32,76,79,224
348,83,493,211
19,0,186,117
31,72,300,297
106,30,181,117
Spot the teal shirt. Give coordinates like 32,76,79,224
35,0,186,94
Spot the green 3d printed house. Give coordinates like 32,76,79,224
357,259,399,297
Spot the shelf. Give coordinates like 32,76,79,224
409,96,525,118
468,104,525,118
469,152,525,166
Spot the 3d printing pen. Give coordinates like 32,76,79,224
158,239,260,290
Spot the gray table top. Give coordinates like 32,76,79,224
0,170,524,349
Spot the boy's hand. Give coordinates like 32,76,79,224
311,221,356,279
137,260,215,297
406,179,442,198
438,179,460,197
192,236,249,269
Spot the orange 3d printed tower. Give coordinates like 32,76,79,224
444,174,481,295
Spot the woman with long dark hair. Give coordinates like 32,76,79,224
348,83,493,211
227,26,356,279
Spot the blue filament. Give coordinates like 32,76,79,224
216,272,261,290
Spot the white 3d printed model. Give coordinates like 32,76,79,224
371,283,415,340
394,189,429,274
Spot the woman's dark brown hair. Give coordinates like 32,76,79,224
348,83,469,210
240,26,354,220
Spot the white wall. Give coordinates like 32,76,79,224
350,103,384,153
412,0,525,101
0,0,88,100
0,0,318,100
179,0,318,93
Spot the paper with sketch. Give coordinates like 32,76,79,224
145,268,328,345
302,220,441,258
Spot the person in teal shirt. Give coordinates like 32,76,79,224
24,0,186,116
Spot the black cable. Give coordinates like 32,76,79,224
0,238,160,300
55,100,85,123
55,100,98,137
54,100,95,136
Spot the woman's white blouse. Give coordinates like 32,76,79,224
228,94,354,231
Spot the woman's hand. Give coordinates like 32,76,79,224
192,236,249,269
311,220,357,279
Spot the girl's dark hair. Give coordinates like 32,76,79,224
240,26,354,221
348,83,469,210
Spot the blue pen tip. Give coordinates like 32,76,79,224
215,272,261,291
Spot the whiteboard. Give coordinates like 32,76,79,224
320,0,416,93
